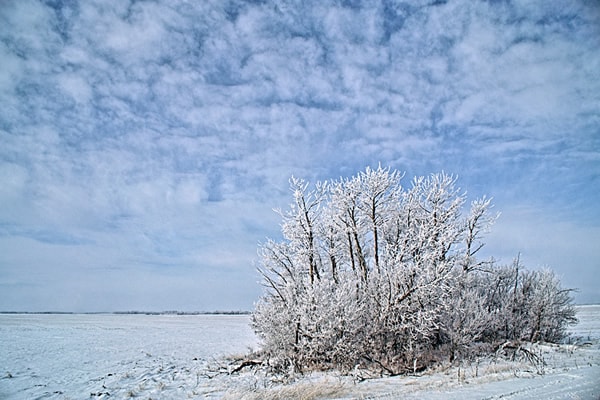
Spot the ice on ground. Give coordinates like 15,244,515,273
1,306,599,399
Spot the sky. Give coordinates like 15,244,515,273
0,0,599,312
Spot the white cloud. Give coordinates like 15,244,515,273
0,162,29,209
0,0,598,310
58,74,93,104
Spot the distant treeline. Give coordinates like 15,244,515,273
0,310,251,315
113,310,251,315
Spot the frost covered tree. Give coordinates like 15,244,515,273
252,167,577,374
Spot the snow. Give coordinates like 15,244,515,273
568,304,600,341
1,306,599,399
0,314,258,399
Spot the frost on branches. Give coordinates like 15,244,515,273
252,166,576,375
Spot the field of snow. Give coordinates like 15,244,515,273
0,314,258,399
1,306,599,399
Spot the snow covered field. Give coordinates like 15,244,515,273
1,306,599,399
0,314,258,399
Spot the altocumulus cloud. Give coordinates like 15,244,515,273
0,0,599,311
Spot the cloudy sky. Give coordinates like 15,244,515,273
1,0,599,312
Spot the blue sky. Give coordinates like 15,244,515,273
0,0,599,312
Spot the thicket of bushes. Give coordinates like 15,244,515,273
252,166,576,374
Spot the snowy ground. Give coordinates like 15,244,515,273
1,306,598,399
0,314,258,399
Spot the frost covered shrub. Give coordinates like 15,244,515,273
252,166,576,374
477,262,577,344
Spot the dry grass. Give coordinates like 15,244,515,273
221,377,349,400
220,341,592,399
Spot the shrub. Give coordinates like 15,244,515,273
252,167,576,374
